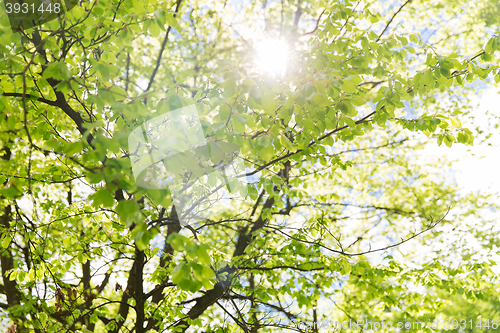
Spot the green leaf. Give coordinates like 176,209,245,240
481,53,492,62
341,80,357,93
166,13,178,27
201,265,215,279
0,184,22,199
338,102,349,114
449,117,462,128
167,233,189,252
342,261,352,274
97,64,110,80
221,80,236,98
92,188,115,208
257,135,271,148
149,22,161,37
115,200,141,226
63,142,83,156
261,94,276,115
457,132,467,143
344,116,356,128
171,262,190,284
105,322,117,331
7,116,16,130
1,235,11,248
302,83,317,100
196,244,211,264
133,224,156,250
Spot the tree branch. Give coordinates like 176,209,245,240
301,9,326,36
144,0,183,99
376,0,412,42
0,93,59,107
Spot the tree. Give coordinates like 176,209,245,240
0,0,500,332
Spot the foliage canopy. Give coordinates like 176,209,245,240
1,0,500,332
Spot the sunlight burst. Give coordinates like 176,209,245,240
254,38,290,76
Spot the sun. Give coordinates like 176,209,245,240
254,38,290,76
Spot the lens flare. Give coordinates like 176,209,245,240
254,38,289,76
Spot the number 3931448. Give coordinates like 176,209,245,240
2,0,78,32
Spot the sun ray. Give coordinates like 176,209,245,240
254,38,290,76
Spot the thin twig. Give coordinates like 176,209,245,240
376,0,412,42
301,9,326,36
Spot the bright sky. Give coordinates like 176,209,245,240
424,86,500,195
391,84,500,274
